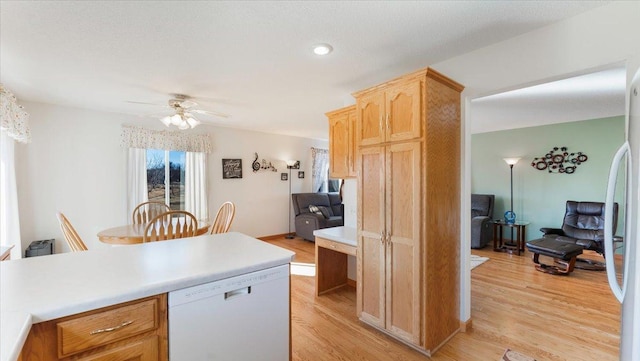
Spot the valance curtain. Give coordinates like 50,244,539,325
0,86,31,143
120,125,213,153
311,147,329,193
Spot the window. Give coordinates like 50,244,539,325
146,149,186,210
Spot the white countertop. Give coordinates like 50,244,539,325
0,232,294,361
313,226,356,247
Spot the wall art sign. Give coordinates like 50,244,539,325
252,152,277,172
222,159,243,179
531,146,588,174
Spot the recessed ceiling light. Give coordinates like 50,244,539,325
313,43,333,56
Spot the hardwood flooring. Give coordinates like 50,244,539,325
264,236,621,360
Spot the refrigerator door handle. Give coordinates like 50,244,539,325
605,141,631,303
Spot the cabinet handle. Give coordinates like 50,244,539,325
90,320,134,335
385,114,390,132
380,231,385,244
379,115,384,135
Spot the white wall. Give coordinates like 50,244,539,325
15,101,327,254
432,1,640,323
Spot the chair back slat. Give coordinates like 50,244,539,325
56,212,89,252
210,202,236,234
143,210,198,242
132,201,171,224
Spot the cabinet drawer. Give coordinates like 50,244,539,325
57,298,159,357
75,336,158,361
316,237,356,256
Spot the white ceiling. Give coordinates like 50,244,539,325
0,1,618,140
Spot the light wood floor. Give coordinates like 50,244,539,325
264,236,621,361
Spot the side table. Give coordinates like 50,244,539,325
493,220,529,256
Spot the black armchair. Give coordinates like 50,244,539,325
540,200,621,270
471,194,494,249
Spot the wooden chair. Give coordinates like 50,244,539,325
143,210,198,242
210,202,236,234
56,212,88,252
132,201,171,224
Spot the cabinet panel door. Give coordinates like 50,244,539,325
386,80,422,143
386,141,422,344
357,146,386,328
329,112,350,178
357,92,385,146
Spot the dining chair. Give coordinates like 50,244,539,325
56,212,89,252
132,201,171,224
210,201,236,234
143,210,198,242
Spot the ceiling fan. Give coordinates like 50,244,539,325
135,94,229,130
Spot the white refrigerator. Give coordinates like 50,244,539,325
605,65,640,361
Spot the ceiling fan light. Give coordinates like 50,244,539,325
177,121,190,130
186,117,200,128
170,114,182,126
160,116,172,127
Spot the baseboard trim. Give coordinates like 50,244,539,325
258,233,295,241
347,278,357,288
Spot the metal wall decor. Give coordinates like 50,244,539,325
252,152,278,172
531,146,588,174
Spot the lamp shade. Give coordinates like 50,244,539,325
503,157,521,166
286,160,298,167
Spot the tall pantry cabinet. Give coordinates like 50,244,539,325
354,68,463,356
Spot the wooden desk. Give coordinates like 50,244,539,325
98,221,210,245
313,227,356,296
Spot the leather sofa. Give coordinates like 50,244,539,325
471,194,494,249
292,192,343,241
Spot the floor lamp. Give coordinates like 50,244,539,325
286,160,300,239
503,157,520,240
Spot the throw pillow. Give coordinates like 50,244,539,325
308,205,323,217
316,206,332,219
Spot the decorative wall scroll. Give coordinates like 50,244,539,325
531,146,588,174
252,152,278,172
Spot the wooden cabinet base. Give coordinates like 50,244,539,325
20,295,167,361
359,318,460,357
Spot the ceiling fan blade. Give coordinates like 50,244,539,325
191,109,230,118
125,100,168,106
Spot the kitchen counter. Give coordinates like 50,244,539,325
0,232,294,361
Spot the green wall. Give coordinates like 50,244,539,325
471,116,626,243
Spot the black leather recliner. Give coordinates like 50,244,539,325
471,194,494,249
540,200,621,270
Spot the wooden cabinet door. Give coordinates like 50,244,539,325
357,91,385,146
385,141,422,344
357,146,386,328
386,80,422,143
77,336,158,361
347,109,358,177
329,112,350,178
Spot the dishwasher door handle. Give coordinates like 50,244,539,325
225,286,252,300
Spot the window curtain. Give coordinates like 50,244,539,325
311,147,329,193
1,86,29,259
0,132,22,259
185,152,208,222
127,148,148,219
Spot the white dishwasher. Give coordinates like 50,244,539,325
168,264,290,360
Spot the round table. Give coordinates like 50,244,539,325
98,222,210,245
